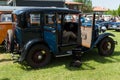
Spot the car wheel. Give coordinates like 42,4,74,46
26,44,51,68
4,29,13,52
97,37,115,56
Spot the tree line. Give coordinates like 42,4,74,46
105,5,120,16
74,0,120,16
74,0,93,13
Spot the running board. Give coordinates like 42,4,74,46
55,51,72,57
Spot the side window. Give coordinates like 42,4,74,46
64,14,78,22
29,13,41,27
44,14,56,28
1,14,12,22
64,14,73,22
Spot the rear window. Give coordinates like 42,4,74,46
1,14,12,22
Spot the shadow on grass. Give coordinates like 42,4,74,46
19,56,96,71
82,49,120,63
19,48,120,71
66,49,120,71
0,78,10,80
0,45,6,53
110,30,120,32
0,47,117,71
0,59,12,63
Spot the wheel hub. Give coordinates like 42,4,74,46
38,55,42,60
107,42,111,49
33,50,46,63
103,42,111,51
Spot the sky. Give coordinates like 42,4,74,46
66,0,120,10
92,0,120,10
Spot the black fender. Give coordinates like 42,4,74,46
18,39,48,62
92,33,115,48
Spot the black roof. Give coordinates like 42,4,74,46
13,7,81,15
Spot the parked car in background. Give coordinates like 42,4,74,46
0,8,13,45
99,21,111,29
96,20,104,24
114,22,120,32
0,6,21,46
82,20,107,33
65,15,73,22
108,22,118,30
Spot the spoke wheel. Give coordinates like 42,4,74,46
26,44,51,68
98,37,115,56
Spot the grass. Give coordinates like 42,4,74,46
0,30,120,80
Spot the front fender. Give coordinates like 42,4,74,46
18,39,46,62
92,33,115,48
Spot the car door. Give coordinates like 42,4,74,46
81,22,93,48
22,13,42,44
43,14,58,53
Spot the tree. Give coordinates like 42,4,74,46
112,10,117,16
105,9,112,15
105,5,120,16
117,5,120,16
74,0,93,12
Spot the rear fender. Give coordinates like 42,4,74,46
18,39,48,62
92,33,115,48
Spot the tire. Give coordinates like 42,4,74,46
97,37,115,56
26,44,51,68
4,29,13,52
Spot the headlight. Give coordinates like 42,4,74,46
101,26,107,30
101,26,107,33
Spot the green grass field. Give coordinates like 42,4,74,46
0,30,120,80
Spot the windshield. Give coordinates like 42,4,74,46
64,14,79,22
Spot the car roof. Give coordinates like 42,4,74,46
0,6,24,11
13,7,81,15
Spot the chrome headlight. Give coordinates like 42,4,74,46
101,26,107,33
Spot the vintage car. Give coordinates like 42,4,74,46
0,6,22,49
114,22,120,32
0,8,13,45
107,22,118,30
7,7,116,68
98,21,110,29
